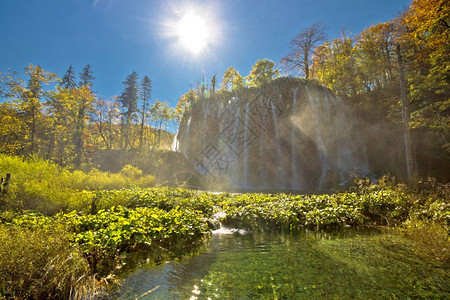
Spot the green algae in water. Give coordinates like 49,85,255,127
116,229,449,299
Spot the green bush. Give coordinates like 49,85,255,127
0,155,155,214
60,206,209,274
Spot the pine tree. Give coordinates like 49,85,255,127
119,71,139,150
79,64,95,87
139,76,152,150
60,65,77,90
73,64,95,166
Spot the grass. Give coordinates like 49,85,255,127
0,154,155,214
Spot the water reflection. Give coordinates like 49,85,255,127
115,229,448,299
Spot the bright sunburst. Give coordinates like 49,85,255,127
160,2,222,58
176,12,209,54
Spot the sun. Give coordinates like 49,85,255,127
176,12,209,54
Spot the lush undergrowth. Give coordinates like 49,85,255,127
0,155,448,299
0,154,155,214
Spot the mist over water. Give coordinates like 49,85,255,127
174,78,371,191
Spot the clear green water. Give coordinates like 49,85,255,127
115,229,448,299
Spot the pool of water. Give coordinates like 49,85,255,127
114,228,448,299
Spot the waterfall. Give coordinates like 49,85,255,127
291,87,300,189
176,78,371,191
171,130,179,152
271,100,285,188
231,106,240,187
306,86,329,190
182,116,192,157
243,103,250,188
203,104,207,149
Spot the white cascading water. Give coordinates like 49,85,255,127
290,87,300,189
306,86,330,189
231,106,241,187
270,100,286,188
174,80,371,191
171,130,179,152
203,104,207,150
182,116,192,157
243,103,250,188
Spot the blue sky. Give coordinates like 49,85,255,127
1,0,411,117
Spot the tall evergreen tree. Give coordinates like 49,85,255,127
79,64,95,87
119,71,139,150
60,65,77,90
20,64,57,155
73,64,95,166
139,75,152,150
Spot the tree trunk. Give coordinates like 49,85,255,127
396,44,414,180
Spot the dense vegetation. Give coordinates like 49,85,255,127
0,155,448,298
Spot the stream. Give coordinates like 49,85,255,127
114,228,448,299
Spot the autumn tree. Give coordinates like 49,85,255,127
69,65,96,166
281,22,327,78
356,23,396,92
401,0,449,149
311,32,360,97
14,64,58,155
220,67,244,92
245,59,280,88
174,89,197,125
150,100,172,148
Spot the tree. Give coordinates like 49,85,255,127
281,22,327,78
139,76,152,149
60,65,77,90
79,64,95,88
221,67,244,92
119,71,139,150
311,32,361,97
17,64,58,155
210,74,217,94
401,0,450,148
356,23,396,92
396,44,415,180
72,86,95,166
245,59,281,88
150,100,172,148
68,64,96,166
174,89,197,125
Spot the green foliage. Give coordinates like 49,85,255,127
245,59,281,88
218,193,365,230
60,205,209,274
0,154,154,214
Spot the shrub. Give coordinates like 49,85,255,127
0,223,98,300
400,218,449,263
0,154,155,214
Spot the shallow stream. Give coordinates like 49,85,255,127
115,228,448,299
